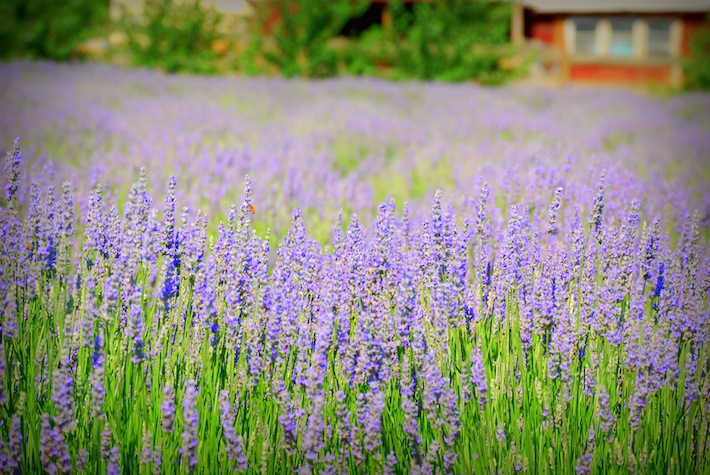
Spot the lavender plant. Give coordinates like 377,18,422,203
0,134,708,473
0,61,708,474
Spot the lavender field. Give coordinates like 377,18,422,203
1,60,710,474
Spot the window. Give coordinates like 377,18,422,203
609,19,634,57
566,16,679,59
572,17,598,54
647,20,672,57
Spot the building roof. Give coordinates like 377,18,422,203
519,0,710,13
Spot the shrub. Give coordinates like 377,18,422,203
386,0,514,84
0,0,109,60
247,0,520,84
249,0,369,78
121,0,222,74
684,15,710,91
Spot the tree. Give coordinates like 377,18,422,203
684,15,710,91
253,0,369,78
0,0,109,60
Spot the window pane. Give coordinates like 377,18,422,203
648,20,671,57
573,18,597,54
610,19,634,57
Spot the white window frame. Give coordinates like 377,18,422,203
564,18,575,53
670,19,683,57
633,20,648,58
565,17,603,55
564,16,683,60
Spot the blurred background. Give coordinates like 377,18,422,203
1,0,709,90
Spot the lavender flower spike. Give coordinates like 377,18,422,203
589,170,606,239
161,385,176,433
548,187,563,234
4,137,21,204
219,390,248,472
181,379,199,472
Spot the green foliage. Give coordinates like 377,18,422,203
334,27,386,76
386,0,513,83
247,0,519,84
0,0,108,60
250,0,370,78
122,0,222,74
684,15,710,91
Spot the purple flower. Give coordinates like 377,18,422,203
496,422,506,444
83,184,106,256
641,217,660,281
90,335,106,417
8,414,23,471
548,186,563,234
589,170,606,241
629,372,649,431
51,358,75,433
219,390,248,472
76,449,88,472
39,413,72,475
4,137,21,204
474,181,490,239
470,346,487,409
36,185,57,272
384,451,397,475
273,379,300,456
575,429,596,475
181,379,199,472
575,453,593,475
301,389,326,461
2,284,18,340
163,176,178,254
0,328,7,402
159,253,180,315
161,385,176,433
568,205,585,271
178,207,207,281
152,445,163,474
400,355,422,459
684,353,700,406
141,431,153,466
124,168,152,228
596,386,615,440
359,382,385,453
654,262,665,298
421,439,440,475
126,285,146,363
101,422,121,475
233,175,254,238
56,181,75,274
107,447,121,475
58,181,75,239
105,204,122,259
334,390,353,454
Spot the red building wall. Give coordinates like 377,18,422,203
526,14,569,51
569,64,670,84
531,19,555,44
